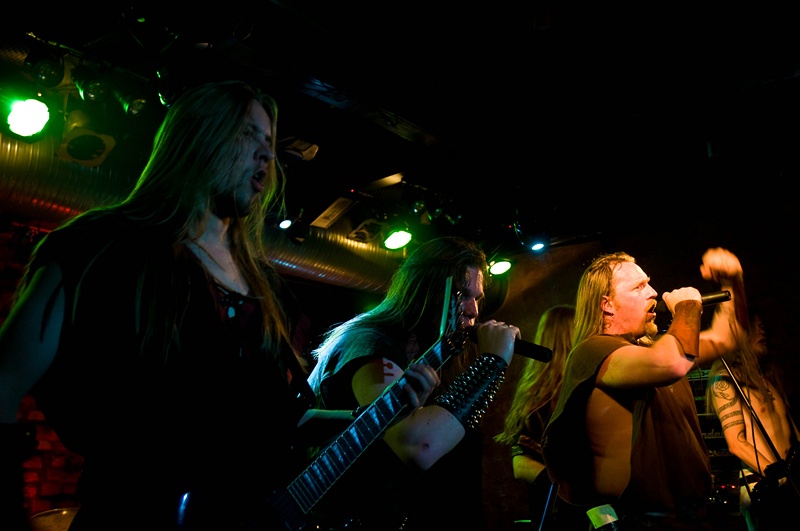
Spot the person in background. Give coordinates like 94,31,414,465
495,305,587,530
706,311,800,530
0,80,438,531
307,236,522,531
542,247,744,530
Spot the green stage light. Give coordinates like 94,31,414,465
383,228,412,250
1,88,53,142
489,259,512,276
7,98,50,137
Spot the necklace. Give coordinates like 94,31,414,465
188,241,249,294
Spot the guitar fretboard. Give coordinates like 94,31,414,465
287,340,447,514
267,277,459,531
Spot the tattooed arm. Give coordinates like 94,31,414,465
708,370,775,475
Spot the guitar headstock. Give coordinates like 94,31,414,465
423,276,469,369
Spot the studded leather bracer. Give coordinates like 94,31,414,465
665,299,703,358
433,353,508,429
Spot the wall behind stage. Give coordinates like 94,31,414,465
481,241,601,530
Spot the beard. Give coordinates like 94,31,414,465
636,319,660,345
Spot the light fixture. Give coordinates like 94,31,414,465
513,221,550,253
71,65,110,103
279,137,319,162
24,50,65,89
114,89,148,116
0,85,54,142
279,209,310,244
347,218,387,244
56,109,116,167
489,258,512,276
383,225,412,250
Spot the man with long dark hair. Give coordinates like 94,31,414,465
706,312,800,530
307,236,522,530
0,80,437,530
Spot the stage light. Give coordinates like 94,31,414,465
513,221,550,253
115,90,148,116
24,51,65,89
279,136,319,162
489,258,512,276
0,86,53,142
56,109,116,167
71,65,110,103
383,226,412,250
5,98,49,137
347,218,387,244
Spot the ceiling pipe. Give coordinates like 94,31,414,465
0,132,403,292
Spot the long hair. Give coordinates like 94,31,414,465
495,305,576,446
21,80,294,359
572,252,636,347
312,236,488,374
705,315,786,415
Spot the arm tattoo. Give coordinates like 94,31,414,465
712,377,740,414
713,376,746,441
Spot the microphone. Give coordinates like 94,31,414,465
655,290,731,313
466,327,553,362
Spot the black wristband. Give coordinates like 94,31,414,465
433,353,508,429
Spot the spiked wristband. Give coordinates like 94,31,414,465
433,353,508,429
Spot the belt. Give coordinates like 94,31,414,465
740,473,762,487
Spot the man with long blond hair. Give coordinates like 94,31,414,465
542,248,744,530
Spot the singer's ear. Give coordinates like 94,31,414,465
601,295,613,314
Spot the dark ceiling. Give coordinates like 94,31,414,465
3,3,800,252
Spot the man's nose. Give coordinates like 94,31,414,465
462,299,479,318
258,147,275,162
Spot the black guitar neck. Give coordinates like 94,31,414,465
269,278,458,531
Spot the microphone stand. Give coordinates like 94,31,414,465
537,481,558,531
719,358,800,497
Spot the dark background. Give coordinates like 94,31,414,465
3,4,799,529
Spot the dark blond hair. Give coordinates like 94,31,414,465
572,252,636,347
495,305,576,446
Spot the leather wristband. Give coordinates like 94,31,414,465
665,299,702,358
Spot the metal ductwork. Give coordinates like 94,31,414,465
0,132,404,293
